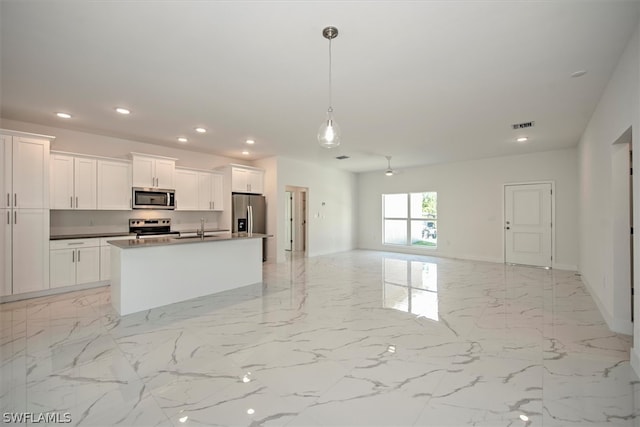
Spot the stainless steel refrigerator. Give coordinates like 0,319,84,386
232,194,267,261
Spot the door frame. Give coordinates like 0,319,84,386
284,185,308,255
503,181,556,268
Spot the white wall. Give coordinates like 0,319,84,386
0,118,246,170
255,156,357,263
357,149,579,269
577,23,639,343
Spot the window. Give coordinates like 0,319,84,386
383,192,437,247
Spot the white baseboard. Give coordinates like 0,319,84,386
579,273,633,335
553,263,578,271
0,280,109,304
631,347,640,378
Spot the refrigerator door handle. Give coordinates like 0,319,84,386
248,205,253,234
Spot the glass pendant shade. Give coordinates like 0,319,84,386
318,109,341,148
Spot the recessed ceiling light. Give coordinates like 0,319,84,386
516,137,528,142
571,70,587,78
242,150,250,155
115,107,130,115
195,127,207,133
246,139,255,145
177,137,188,143
56,112,72,119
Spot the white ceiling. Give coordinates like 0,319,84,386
1,1,638,173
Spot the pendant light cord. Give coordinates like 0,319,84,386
328,36,333,112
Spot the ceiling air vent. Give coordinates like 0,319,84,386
335,155,350,160
512,121,535,130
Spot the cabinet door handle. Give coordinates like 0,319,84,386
77,249,81,262
14,194,17,207
13,211,16,224
70,196,73,208
76,196,79,208
72,251,75,263
6,193,9,208
6,211,8,225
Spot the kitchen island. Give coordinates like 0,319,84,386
108,233,267,315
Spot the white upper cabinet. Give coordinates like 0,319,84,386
198,171,224,211
97,159,131,210
231,166,264,194
50,153,97,210
175,168,199,211
211,172,224,211
131,153,176,189
175,168,224,211
12,136,50,209
197,171,213,211
1,135,10,209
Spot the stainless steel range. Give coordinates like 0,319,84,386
129,218,180,239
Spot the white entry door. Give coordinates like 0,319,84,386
504,183,552,267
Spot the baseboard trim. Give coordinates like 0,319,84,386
0,280,109,304
578,273,633,335
631,347,640,378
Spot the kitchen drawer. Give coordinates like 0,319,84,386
50,238,101,250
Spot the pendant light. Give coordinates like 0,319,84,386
384,156,395,176
318,26,341,148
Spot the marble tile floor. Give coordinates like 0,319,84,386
0,250,638,427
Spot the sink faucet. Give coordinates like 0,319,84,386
197,218,205,239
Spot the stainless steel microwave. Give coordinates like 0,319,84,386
132,187,176,210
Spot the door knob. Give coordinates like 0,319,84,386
505,226,510,230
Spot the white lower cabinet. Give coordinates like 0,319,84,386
100,236,132,281
50,239,100,289
0,210,9,296
12,209,50,294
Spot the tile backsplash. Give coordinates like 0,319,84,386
50,210,224,236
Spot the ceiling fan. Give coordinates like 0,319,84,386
384,156,396,176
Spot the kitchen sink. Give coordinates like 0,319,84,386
174,234,221,240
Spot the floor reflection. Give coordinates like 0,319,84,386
382,257,439,320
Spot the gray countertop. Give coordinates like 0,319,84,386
50,229,230,241
108,232,269,249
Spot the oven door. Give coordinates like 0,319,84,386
132,188,176,209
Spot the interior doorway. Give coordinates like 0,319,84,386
612,127,633,327
285,191,293,251
504,182,553,268
285,186,308,256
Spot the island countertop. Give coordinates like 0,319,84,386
107,232,269,249
109,232,266,315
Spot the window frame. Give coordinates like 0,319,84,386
382,192,437,248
